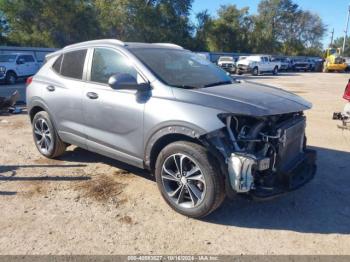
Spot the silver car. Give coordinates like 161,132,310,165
27,39,317,218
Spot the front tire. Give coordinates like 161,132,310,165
32,111,67,158
155,141,225,218
252,67,259,76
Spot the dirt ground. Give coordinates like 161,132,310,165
0,72,349,255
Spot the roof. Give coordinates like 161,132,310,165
46,39,184,59
0,52,33,56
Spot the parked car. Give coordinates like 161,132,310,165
236,55,280,75
272,57,292,71
26,39,316,218
333,79,350,130
291,58,314,72
0,53,41,84
217,56,236,74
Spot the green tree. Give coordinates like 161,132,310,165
0,11,10,45
202,4,253,52
0,0,101,47
254,0,325,55
94,0,194,48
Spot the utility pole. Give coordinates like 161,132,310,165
342,4,350,54
330,28,335,47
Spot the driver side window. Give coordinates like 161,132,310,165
90,48,137,84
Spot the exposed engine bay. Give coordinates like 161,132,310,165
204,112,316,199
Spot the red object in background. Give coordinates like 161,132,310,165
344,80,350,101
26,76,33,85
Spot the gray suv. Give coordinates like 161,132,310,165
27,39,316,218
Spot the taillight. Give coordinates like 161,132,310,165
26,76,33,85
344,79,350,101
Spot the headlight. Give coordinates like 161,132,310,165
0,66,6,72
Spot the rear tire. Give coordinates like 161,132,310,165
5,71,17,85
252,67,259,76
155,141,225,218
32,111,67,158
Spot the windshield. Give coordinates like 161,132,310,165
129,48,232,88
0,55,17,62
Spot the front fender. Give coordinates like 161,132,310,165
143,121,207,167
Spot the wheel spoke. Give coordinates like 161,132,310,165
185,166,201,177
44,136,50,150
173,155,181,173
176,185,186,204
162,165,177,179
169,184,182,197
186,185,196,207
187,174,204,183
179,155,186,174
187,183,202,201
34,127,42,136
162,174,178,182
39,119,44,131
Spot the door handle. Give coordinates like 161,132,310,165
87,92,98,99
46,85,55,92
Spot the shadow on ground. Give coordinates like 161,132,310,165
0,164,91,196
60,147,153,182
204,146,350,235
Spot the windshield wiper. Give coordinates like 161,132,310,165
204,81,233,88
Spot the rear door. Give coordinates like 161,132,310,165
22,55,39,75
42,49,88,148
82,47,146,166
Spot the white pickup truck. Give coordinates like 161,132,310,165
236,55,280,76
0,53,41,84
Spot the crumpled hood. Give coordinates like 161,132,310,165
173,81,312,117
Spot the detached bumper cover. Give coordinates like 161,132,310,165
251,149,317,199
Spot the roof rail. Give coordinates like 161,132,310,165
63,39,125,50
152,43,184,49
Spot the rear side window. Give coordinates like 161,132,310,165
60,50,87,80
52,55,63,73
23,55,35,62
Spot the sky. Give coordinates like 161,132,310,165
191,0,350,47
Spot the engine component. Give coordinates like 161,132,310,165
228,153,270,193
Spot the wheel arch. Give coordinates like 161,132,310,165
144,124,207,171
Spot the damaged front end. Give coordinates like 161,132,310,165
203,112,317,199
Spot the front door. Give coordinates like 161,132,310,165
83,47,146,167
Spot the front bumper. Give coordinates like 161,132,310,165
251,149,317,199
237,65,252,74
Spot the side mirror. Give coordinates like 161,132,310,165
108,73,149,91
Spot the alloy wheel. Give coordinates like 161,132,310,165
34,118,53,154
161,153,206,209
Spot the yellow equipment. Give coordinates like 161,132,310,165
323,48,347,72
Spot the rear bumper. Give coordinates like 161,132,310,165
251,149,317,199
